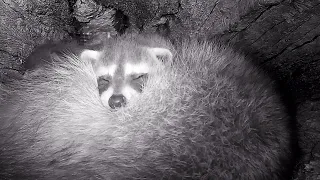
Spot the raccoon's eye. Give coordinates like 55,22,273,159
98,76,110,84
131,73,147,81
130,73,148,93
97,76,111,94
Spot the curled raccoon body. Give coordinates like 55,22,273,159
0,34,294,180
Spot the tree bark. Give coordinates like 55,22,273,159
0,0,74,83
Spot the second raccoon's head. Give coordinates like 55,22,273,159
80,37,173,109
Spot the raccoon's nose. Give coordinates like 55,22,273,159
108,94,127,109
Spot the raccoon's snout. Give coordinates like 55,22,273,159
108,94,127,109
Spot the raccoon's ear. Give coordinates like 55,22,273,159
146,48,173,64
80,50,101,64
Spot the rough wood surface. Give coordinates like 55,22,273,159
0,0,74,83
73,0,116,44
220,0,320,102
94,0,282,39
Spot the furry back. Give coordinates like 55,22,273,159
0,35,294,180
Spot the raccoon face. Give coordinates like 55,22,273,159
95,63,149,109
80,46,172,109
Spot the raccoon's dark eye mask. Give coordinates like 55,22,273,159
130,73,148,92
97,75,111,94
131,73,148,81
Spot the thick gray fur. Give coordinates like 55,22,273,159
0,34,294,180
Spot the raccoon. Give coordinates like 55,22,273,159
80,37,173,108
23,38,162,109
0,34,295,180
